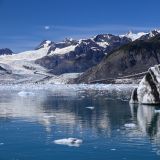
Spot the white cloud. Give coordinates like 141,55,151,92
44,26,50,30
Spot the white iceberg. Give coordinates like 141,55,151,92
86,106,95,110
155,110,160,113
110,148,116,151
18,91,35,97
54,138,83,147
130,65,160,104
124,123,136,128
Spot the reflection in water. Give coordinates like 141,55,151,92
0,90,113,136
0,89,160,159
130,103,160,155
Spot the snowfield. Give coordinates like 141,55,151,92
0,44,81,84
49,45,77,55
96,42,109,48
120,31,147,41
0,47,49,61
0,47,49,75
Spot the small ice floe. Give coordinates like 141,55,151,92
43,115,56,118
86,106,95,110
18,91,35,97
54,138,83,147
116,129,120,132
124,123,136,128
0,143,4,146
110,148,116,151
155,110,160,113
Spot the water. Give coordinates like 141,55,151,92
0,86,160,160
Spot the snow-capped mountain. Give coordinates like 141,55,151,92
120,31,147,41
0,29,160,84
75,31,160,84
120,29,160,41
0,44,53,84
35,34,131,75
139,29,160,40
35,40,53,50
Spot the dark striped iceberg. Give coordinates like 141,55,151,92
130,65,160,104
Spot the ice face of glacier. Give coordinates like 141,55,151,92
130,65,160,104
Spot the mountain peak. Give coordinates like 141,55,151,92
35,40,53,50
120,31,147,41
0,48,13,56
126,31,133,35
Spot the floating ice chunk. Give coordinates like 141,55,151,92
155,110,160,113
18,91,35,97
116,129,120,132
86,106,95,110
43,115,56,118
0,143,4,145
124,123,136,128
54,138,83,147
110,148,116,151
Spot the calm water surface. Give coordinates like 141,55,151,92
0,87,160,160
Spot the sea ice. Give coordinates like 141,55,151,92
124,123,136,128
43,115,56,118
18,91,35,97
54,138,83,147
110,148,116,151
86,106,95,110
155,110,160,113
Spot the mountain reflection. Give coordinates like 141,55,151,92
0,90,160,140
130,103,160,155
0,90,131,135
130,104,160,137
0,89,160,158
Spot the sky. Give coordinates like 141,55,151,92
0,0,160,52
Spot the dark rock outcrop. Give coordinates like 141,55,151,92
0,48,13,56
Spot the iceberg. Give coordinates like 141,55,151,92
124,123,136,128
130,65,160,104
86,106,95,110
54,138,83,147
18,91,35,97
155,110,160,113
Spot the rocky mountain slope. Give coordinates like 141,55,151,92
0,48,13,55
74,31,160,84
0,33,131,84
0,30,160,84
35,34,131,75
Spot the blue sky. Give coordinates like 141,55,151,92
0,0,160,52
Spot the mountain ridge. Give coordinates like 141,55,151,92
0,29,160,84
74,33,160,83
